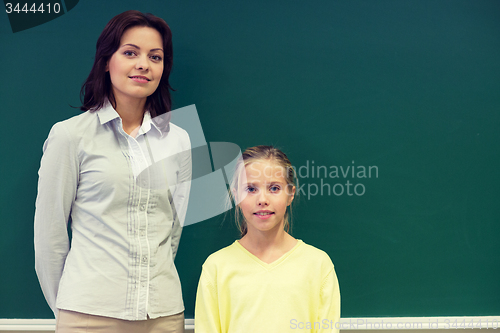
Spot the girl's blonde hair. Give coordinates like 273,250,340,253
229,145,297,237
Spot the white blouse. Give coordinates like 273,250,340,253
34,102,191,320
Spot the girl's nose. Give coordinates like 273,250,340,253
257,192,269,206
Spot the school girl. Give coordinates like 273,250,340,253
195,146,340,332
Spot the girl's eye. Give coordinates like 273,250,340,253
270,185,281,192
245,186,256,193
124,50,136,56
150,55,162,61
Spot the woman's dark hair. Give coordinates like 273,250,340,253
80,10,173,117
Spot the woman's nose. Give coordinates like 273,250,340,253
136,56,149,70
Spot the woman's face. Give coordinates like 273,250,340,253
106,26,164,106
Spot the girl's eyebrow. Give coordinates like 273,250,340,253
243,181,284,186
120,43,164,53
265,180,285,185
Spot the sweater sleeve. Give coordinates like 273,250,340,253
195,266,221,333
34,122,79,318
318,266,341,333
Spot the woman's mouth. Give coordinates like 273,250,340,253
129,76,151,83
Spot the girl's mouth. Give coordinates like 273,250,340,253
254,211,274,219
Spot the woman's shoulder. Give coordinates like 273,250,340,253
45,111,97,142
50,111,97,137
169,122,188,134
170,123,189,142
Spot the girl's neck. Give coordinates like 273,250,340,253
239,229,297,264
113,97,147,135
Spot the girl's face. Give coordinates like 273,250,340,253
106,26,164,106
237,160,295,235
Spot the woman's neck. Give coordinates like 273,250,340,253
113,97,147,135
239,229,297,264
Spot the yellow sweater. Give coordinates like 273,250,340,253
195,240,340,333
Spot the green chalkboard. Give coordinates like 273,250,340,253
1,0,499,319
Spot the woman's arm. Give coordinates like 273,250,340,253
170,132,192,259
34,122,79,317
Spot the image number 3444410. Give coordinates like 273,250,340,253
4,0,80,33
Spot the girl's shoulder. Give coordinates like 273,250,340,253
203,240,334,269
203,241,241,266
295,241,335,270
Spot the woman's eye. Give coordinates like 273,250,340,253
150,55,162,61
124,50,136,56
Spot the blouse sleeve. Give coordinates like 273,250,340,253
318,266,341,333
195,266,221,333
170,132,191,259
34,122,79,317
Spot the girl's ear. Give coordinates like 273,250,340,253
232,188,238,204
233,187,249,206
287,185,296,206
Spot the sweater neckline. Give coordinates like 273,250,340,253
234,239,303,269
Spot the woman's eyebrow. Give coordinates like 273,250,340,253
121,43,140,49
120,43,164,53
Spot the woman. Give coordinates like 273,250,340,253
34,10,191,333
